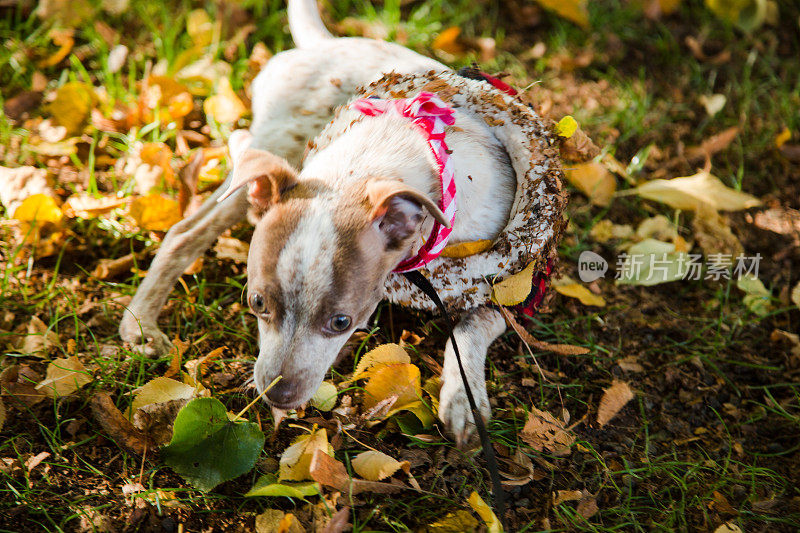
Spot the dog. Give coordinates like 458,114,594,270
120,0,562,446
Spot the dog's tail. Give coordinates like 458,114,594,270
288,0,333,48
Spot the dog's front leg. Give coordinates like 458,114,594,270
119,179,248,356
438,306,507,447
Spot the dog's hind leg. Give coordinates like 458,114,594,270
438,306,507,448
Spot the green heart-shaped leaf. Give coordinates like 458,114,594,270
161,398,264,492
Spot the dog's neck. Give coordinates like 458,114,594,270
301,107,516,247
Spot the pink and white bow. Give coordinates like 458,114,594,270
350,91,457,273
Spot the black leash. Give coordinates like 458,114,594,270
402,270,507,528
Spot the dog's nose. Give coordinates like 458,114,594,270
265,378,298,406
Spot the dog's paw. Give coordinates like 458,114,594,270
438,376,491,449
119,314,173,358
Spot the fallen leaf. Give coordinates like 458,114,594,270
25,451,51,473
62,194,127,219
140,142,174,184
635,215,679,242
774,127,791,149
311,381,338,412
467,491,502,533
187,9,215,47
107,44,128,73
577,492,599,519
13,194,63,226
0,397,5,432
564,161,616,206
491,262,537,306
501,307,590,355
559,126,600,162
350,343,411,382
534,0,590,28
553,490,583,505
597,380,634,427
254,509,305,533
17,316,60,357
309,449,405,496
617,357,645,372
204,78,247,124
35,357,92,398
245,473,320,499
0,365,46,408
38,29,74,68
161,397,265,491
431,27,464,56
279,426,332,482
791,280,800,310
363,363,422,413
616,239,688,286
131,376,197,413
90,392,152,455
424,511,479,532
439,239,493,258
686,127,739,161
706,0,766,31
35,0,95,28
692,207,743,258
552,276,606,307
698,94,726,116
48,81,96,134
129,194,182,231
521,406,574,455
351,450,410,481
93,253,136,280
590,220,634,243
713,523,743,533
213,236,250,264
556,115,578,138
628,171,761,211
737,275,772,317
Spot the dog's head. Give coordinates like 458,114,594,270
221,132,447,409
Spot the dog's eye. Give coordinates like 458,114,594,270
327,314,352,333
249,293,268,315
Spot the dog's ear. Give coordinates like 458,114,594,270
366,178,449,247
218,147,298,210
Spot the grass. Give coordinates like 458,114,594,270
2,0,800,531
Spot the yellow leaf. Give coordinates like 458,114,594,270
363,363,421,412
351,450,409,481
279,427,331,482
565,161,616,206
168,92,194,120
552,277,606,307
439,239,493,258
534,0,590,28
556,115,578,138
62,194,127,219
706,0,767,31
310,381,337,411
431,27,464,55
38,29,74,68
629,171,761,211
204,78,246,124
491,262,537,306
468,491,503,533
255,510,304,533
129,194,182,231
737,275,772,317
424,511,479,532
212,236,250,264
35,357,92,398
131,377,197,413
597,380,635,427
791,280,800,311
775,127,791,149
350,343,410,382
145,76,191,107
187,9,215,48
13,194,63,226
140,142,174,184
658,0,682,14
49,81,96,134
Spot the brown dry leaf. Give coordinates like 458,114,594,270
204,78,247,124
213,236,250,264
351,450,410,481
255,510,305,533
685,127,739,162
93,253,136,280
350,343,410,382
491,262,536,306
362,363,421,412
25,451,51,473
597,380,635,427
309,449,405,496
35,357,93,398
552,276,606,307
0,397,5,432
628,171,761,211
0,365,46,409
17,316,60,357
535,0,590,28
279,427,332,482
564,161,616,206
48,81,96,134
439,239,493,258
129,194,182,231
521,406,575,456
559,126,600,163
431,27,465,56
502,307,590,355
553,490,583,505
577,492,599,519
617,356,645,372
62,194,127,219
90,392,151,455
692,206,743,258
713,524,742,533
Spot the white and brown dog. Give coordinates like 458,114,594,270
119,0,565,445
